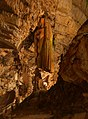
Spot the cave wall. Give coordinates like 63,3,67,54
60,20,88,84
0,0,88,65
0,0,88,111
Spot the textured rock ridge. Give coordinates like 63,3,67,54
60,20,88,85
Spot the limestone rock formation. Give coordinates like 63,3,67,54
0,0,88,116
60,20,88,85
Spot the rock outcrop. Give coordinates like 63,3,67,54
60,20,88,85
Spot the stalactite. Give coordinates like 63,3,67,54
34,16,54,73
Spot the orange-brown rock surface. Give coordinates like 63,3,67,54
60,20,88,84
0,0,88,117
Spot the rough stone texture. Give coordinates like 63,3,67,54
11,75,88,119
0,0,88,65
0,0,88,113
60,20,88,84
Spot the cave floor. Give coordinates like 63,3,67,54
11,92,54,119
2,88,88,119
11,92,88,119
